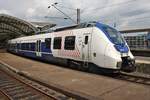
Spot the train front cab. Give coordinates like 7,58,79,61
95,22,136,72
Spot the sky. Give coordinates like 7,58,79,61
0,0,150,30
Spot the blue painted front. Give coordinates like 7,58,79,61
96,22,129,53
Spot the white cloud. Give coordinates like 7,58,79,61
0,0,150,30
26,8,35,17
0,9,11,15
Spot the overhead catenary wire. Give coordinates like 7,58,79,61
46,0,146,25
45,16,68,19
53,5,77,11
85,0,138,12
80,0,140,22
51,5,77,23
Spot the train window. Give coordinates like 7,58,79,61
18,43,21,49
25,43,27,50
26,43,29,50
53,37,62,49
64,36,76,50
20,43,23,50
45,38,51,49
21,43,28,50
31,43,35,51
29,43,31,50
85,36,88,44
21,43,24,50
23,43,25,50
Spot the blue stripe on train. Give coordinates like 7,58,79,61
14,50,67,65
17,42,52,54
18,50,53,61
19,50,36,58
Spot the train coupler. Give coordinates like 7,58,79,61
121,57,136,72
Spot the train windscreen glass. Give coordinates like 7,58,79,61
102,26,125,45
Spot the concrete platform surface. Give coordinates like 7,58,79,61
136,56,150,64
0,53,150,100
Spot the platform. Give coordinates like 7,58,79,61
135,56,150,74
0,53,150,100
131,48,150,52
131,48,150,57
136,56,150,64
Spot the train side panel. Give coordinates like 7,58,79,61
51,27,93,62
91,27,109,68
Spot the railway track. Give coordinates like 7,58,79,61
0,91,10,100
114,72,150,86
0,68,71,100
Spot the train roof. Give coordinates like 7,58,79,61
9,21,107,43
53,21,97,32
8,33,50,43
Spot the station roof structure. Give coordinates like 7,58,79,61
0,14,56,47
0,14,38,36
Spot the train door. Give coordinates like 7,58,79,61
82,33,91,63
36,40,42,57
15,42,18,53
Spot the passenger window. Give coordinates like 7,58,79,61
31,43,35,51
53,37,62,49
21,43,25,50
45,38,51,49
64,36,76,50
26,43,29,50
85,36,88,44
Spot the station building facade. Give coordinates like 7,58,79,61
147,33,150,48
121,29,150,49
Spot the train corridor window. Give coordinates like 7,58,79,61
64,36,76,50
85,36,88,44
45,38,51,49
31,43,35,51
53,37,62,49
26,43,29,50
20,43,22,50
28,43,31,50
21,43,25,50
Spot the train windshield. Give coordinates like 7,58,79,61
102,26,125,45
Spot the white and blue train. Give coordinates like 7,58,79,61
7,22,136,73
